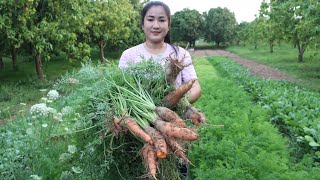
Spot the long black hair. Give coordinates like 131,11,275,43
141,1,178,55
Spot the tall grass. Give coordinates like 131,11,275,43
226,43,320,92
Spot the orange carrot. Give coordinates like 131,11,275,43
153,118,199,141
125,117,153,144
112,116,153,144
184,106,206,126
142,144,157,178
163,80,195,109
145,127,168,159
154,106,186,127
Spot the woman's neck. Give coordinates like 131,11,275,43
144,41,167,55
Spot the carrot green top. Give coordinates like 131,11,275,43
119,43,198,86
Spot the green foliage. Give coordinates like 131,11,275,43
171,8,204,46
0,60,182,179
190,56,320,179
213,57,320,159
234,22,250,45
204,7,237,46
254,0,320,62
86,0,135,62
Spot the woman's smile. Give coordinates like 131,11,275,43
143,6,169,44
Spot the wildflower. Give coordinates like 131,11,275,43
30,175,42,180
30,103,57,117
26,128,33,135
53,113,63,122
30,103,47,115
47,90,59,100
68,145,77,154
40,97,48,103
64,127,71,133
59,153,72,162
61,106,73,116
72,166,83,174
42,124,48,128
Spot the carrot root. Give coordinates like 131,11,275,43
142,144,157,178
154,118,199,141
125,117,153,144
184,106,206,126
163,80,195,109
145,127,168,159
165,52,192,84
155,106,186,127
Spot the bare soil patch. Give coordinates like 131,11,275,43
190,49,295,81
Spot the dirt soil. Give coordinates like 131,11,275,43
190,49,295,81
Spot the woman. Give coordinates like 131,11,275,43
119,1,201,104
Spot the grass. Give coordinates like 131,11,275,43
226,43,320,92
0,48,122,122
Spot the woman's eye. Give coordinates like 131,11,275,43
147,19,153,22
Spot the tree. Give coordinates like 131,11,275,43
24,0,90,80
270,0,320,62
234,22,250,46
204,7,237,47
171,8,204,47
259,0,284,53
0,0,36,70
87,0,134,63
247,18,264,49
106,0,145,50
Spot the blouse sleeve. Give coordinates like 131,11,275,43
118,49,131,68
180,49,198,83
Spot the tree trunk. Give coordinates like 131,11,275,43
269,40,274,53
35,52,44,80
0,56,4,70
11,46,17,70
298,51,303,62
99,40,106,64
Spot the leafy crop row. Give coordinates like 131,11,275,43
211,57,320,159
190,57,320,179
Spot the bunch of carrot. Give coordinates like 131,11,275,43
105,55,206,178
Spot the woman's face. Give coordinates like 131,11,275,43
143,6,169,44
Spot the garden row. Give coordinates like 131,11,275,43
189,57,320,179
213,57,320,157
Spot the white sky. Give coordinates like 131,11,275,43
157,0,263,23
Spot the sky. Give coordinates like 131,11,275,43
157,0,263,23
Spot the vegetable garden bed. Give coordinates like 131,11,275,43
1,57,320,179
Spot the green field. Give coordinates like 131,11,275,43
1,55,320,179
226,44,320,92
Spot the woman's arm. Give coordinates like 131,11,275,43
186,79,202,104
